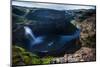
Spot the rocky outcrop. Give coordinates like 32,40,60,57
78,14,96,48
50,47,95,63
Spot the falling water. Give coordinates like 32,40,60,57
24,26,36,40
24,26,43,47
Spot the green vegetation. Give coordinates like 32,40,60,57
41,56,53,64
12,45,53,65
12,14,29,24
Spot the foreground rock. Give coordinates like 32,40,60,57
51,47,96,63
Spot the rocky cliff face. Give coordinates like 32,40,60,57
12,6,78,47
49,9,96,63
77,14,96,48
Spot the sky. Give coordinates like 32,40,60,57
12,1,95,10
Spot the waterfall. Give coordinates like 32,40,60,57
24,26,36,40
24,26,43,47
